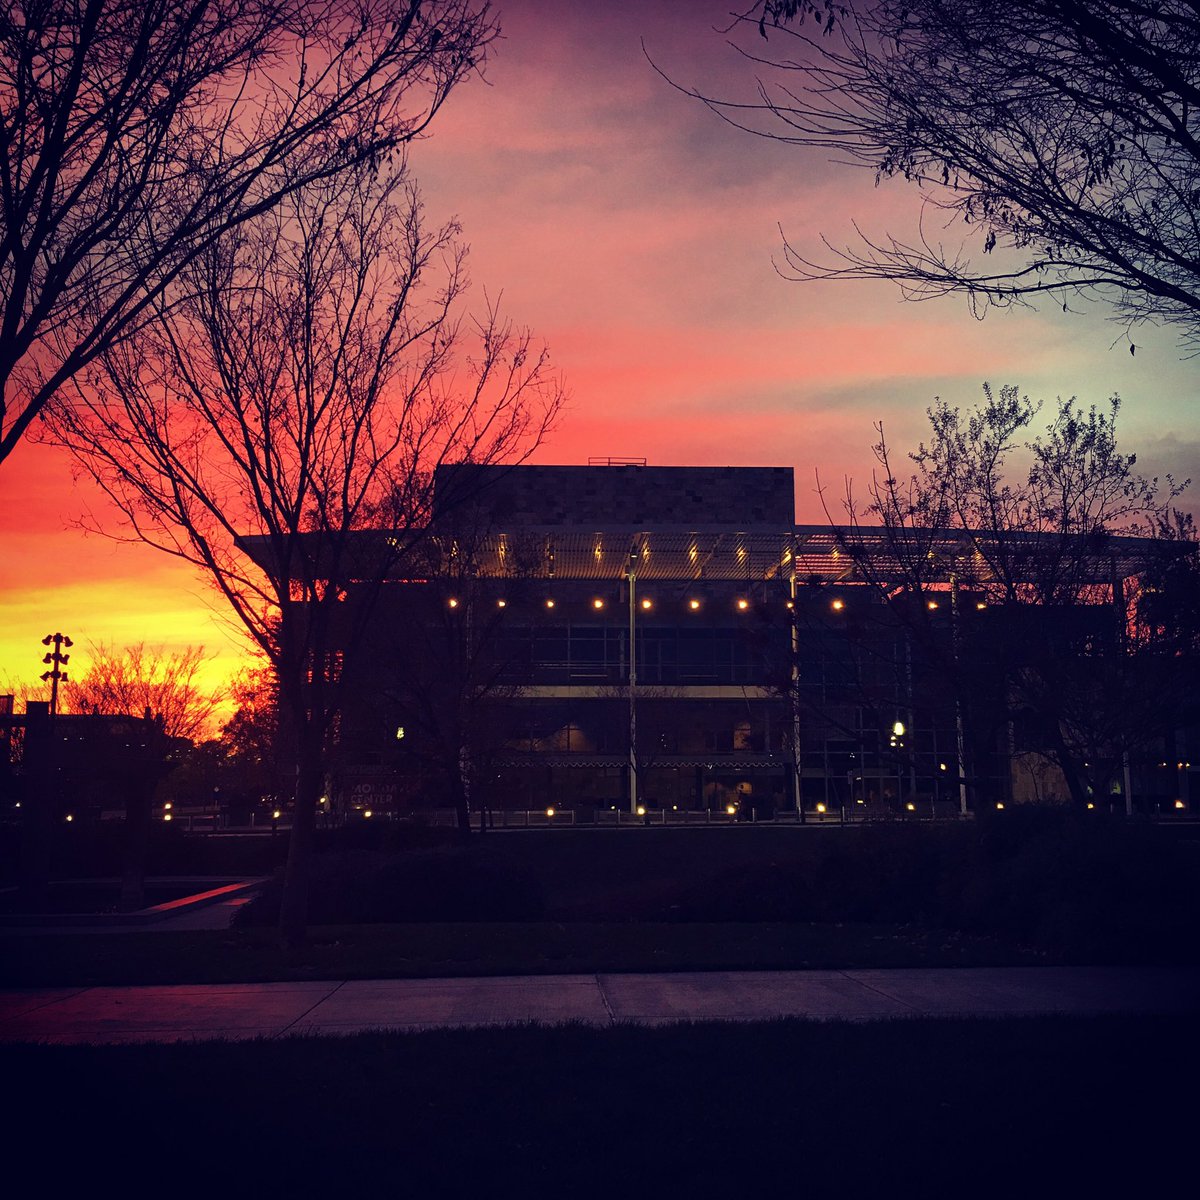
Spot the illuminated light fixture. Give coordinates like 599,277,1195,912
163,813,172,822
546,807,555,818
448,597,459,608
273,809,282,819
831,599,845,612
496,599,507,609
892,721,906,737
816,803,827,814
995,802,1005,810
856,798,865,804
689,598,701,611
364,809,373,819
395,726,405,740
637,805,646,817
939,762,948,772
726,804,737,815
672,805,678,811
786,600,794,610
905,802,916,812
976,602,987,611
164,802,172,810
641,598,652,610
1175,799,1186,810
65,814,73,822
927,600,939,611
592,597,605,610
545,598,556,609
1087,802,1095,810
737,598,749,611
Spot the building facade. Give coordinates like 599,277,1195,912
322,462,1196,819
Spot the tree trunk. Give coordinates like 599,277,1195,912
278,736,323,950
119,782,151,912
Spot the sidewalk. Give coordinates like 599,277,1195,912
3,965,1197,1044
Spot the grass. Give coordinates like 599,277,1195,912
4,1015,1193,1193
0,920,1042,986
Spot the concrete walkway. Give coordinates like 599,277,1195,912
2,965,1197,1044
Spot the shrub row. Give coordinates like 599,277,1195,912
233,808,1200,962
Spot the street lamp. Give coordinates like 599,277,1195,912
40,632,73,719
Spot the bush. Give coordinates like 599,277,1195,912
235,846,546,926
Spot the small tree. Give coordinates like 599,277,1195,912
370,519,540,833
824,383,1193,809
64,641,223,740
50,162,562,944
0,0,496,467
681,1,1200,350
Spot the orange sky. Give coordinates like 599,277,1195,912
2,0,1197,717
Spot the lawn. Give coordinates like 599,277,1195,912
0,920,1040,986
4,1015,1193,1193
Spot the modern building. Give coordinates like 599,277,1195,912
326,462,1197,819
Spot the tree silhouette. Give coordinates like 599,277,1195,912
64,641,223,741
0,0,496,467
681,1,1200,350
50,162,563,945
822,384,1194,809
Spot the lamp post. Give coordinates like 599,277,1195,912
628,546,639,814
789,550,804,824
40,632,73,720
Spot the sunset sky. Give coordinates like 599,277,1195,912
1,0,1196,715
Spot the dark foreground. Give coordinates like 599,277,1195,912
5,1016,1193,1194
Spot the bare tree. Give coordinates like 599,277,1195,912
49,162,563,944
64,641,223,740
824,383,1193,808
0,0,497,467
676,1,1200,350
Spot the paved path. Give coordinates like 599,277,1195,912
2,966,1197,1044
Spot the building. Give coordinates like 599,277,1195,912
321,462,1197,820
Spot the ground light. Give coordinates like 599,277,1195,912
546,807,555,818
815,803,826,814
636,805,646,816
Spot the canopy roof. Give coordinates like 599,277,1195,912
238,523,1172,587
